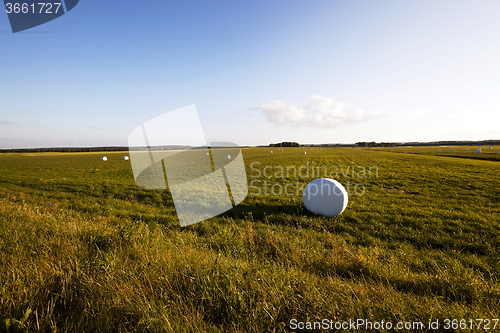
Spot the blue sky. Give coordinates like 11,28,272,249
1,0,499,148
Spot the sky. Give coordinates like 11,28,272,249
1,0,499,148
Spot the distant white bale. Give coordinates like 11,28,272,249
123,156,129,160
101,156,107,161
206,152,210,155
302,178,348,217
465,148,469,151
489,147,492,149
303,151,307,154
451,149,455,152
225,155,231,159
475,148,482,153
270,151,273,153
437,149,441,152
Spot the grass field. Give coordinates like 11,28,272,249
0,147,499,332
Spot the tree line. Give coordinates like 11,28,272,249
269,142,300,147
356,142,397,148
356,140,500,148
0,147,129,153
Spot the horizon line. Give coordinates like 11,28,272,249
1,139,499,151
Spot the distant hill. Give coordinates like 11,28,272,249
1,139,498,153
355,140,500,148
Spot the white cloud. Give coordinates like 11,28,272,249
251,95,365,128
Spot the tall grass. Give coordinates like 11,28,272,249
0,148,499,332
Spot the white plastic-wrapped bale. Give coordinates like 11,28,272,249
270,151,273,153
437,149,441,152
123,156,129,160
101,156,107,161
302,178,348,217
451,149,455,152
475,148,482,153
465,148,469,151
303,151,307,154
225,155,231,159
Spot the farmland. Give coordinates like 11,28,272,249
0,147,499,332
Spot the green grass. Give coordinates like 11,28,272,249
376,145,500,162
0,148,499,332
